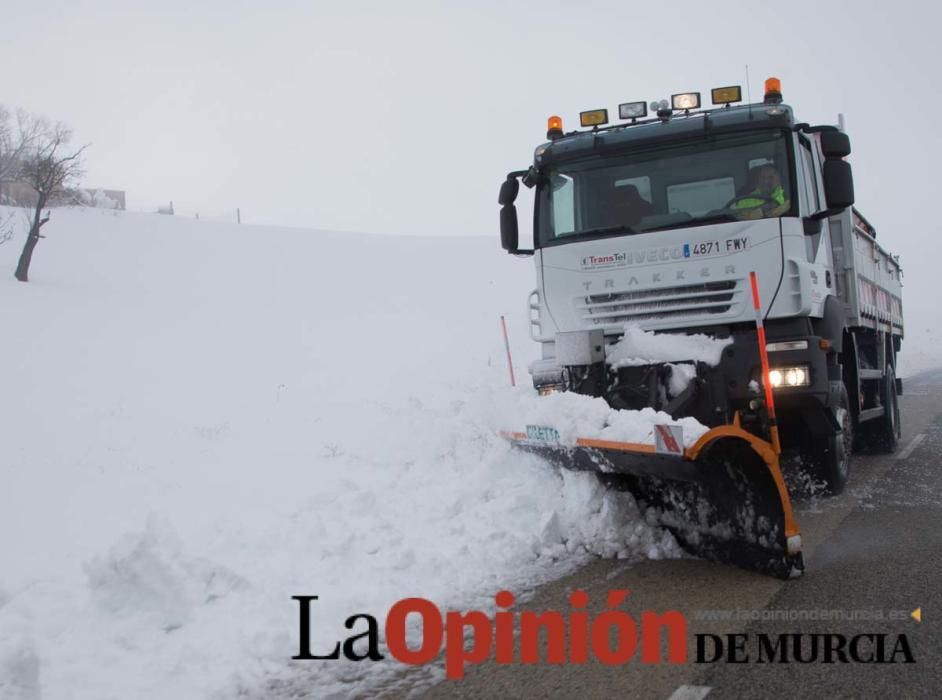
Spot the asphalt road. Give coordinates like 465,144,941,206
388,367,942,700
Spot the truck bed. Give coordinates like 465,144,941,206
829,208,903,337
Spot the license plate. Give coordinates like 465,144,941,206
683,236,750,258
526,425,560,443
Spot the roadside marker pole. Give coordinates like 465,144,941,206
750,271,781,455
500,315,516,387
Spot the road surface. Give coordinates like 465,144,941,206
388,368,942,700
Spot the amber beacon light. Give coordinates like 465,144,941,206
546,115,563,140
764,77,783,104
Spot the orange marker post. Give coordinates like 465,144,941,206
749,271,781,455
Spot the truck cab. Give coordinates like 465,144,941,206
499,80,903,493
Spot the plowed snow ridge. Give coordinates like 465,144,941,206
0,208,684,699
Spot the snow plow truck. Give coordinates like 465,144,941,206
497,79,904,578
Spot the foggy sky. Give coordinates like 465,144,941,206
4,0,941,252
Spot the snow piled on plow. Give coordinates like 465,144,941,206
495,390,710,447
0,208,680,700
607,323,732,368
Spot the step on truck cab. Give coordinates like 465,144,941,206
498,79,904,494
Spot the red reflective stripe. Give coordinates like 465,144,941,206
655,425,682,454
749,270,762,315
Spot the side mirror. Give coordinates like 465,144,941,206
500,205,519,252
823,159,855,210
820,131,851,158
498,177,519,206
499,175,520,253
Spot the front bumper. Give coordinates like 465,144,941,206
529,327,837,429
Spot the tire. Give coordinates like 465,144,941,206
814,384,852,495
872,366,901,453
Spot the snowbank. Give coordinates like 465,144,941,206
496,389,709,448
0,208,680,700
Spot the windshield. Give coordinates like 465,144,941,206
537,130,795,245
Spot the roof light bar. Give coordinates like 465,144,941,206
618,101,648,120
711,85,742,105
671,92,701,111
579,109,609,127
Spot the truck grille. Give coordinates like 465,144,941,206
576,280,741,325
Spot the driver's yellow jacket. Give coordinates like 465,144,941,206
733,185,785,210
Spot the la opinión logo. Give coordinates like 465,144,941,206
292,592,917,679
292,590,687,679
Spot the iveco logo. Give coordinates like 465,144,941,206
582,247,684,269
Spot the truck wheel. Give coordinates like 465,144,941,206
872,366,901,453
814,385,852,495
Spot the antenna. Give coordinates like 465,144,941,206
745,64,753,118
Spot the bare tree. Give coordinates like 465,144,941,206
0,106,41,192
0,107,23,247
0,213,13,247
14,119,87,282
0,106,19,185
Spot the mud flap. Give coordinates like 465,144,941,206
502,428,803,579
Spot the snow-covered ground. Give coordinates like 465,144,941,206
1,206,937,699
0,208,681,700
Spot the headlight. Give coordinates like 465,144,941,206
768,365,810,388
784,367,807,386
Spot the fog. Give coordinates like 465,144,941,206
4,0,940,368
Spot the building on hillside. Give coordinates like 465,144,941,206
0,180,126,210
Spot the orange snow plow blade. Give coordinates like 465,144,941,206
501,420,803,579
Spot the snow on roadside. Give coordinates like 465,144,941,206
0,388,680,700
0,208,680,700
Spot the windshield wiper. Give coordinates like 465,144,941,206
573,224,639,238
690,212,739,226
645,213,738,233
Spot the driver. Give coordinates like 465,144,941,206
732,165,790,219
610,183,654,227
